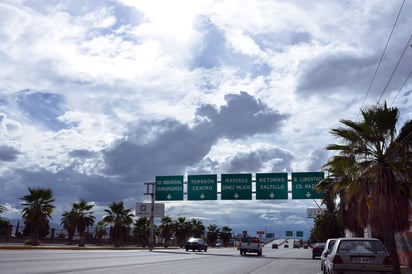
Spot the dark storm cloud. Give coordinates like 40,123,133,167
0,145,20,162
103,92,289,179
103,119,216,181
197,92,288,139
297,53,377,95
225,148,294,173
1,166,141,209
298,33,412,99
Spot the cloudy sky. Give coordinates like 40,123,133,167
1,0,411,238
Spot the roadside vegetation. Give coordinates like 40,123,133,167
311,102,412,274
1,190,233,248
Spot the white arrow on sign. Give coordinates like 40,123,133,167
269,192,275,199
305,192,312,198
234,193,239,199
167,194,172,200
200,193,205,199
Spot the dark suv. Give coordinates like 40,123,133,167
185,238,208,252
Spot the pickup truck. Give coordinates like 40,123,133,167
239,236,262,256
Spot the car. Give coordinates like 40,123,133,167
293,240,301,248
320,238,336,271
215,242,222,247
239,236,262,256
323,237,393,274
312,242,326,259
185,237,207,252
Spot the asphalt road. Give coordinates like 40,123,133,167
0,245,322,274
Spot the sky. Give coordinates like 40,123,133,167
0,0,411,239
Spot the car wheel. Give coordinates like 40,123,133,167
185,249,188,252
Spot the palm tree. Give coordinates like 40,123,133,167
0,204,6,215
72,199,95,247
159,216,173,247
326,102,412,274
207,224,219,246
133,217,150,247
61,209,77,245
220,226,232,247
190,218,205,238
103,201,134,247
174,217,192,247
20,187,55,245
95,220,107,246
318,155,366,236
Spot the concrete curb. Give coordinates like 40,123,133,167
0,244,179,251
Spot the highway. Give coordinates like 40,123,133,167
0,245,322,274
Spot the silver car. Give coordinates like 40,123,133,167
320,238,336,272
323,238,393,274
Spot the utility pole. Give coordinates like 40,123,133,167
144,182,155,251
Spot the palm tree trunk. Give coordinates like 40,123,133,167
78,232,85,247
68,229,75,245
31,229,40,246
384,231,401,274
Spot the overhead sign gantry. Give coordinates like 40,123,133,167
154,172,324,201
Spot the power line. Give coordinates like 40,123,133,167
390,70,412,107
377,35,412,104
359,0,406,113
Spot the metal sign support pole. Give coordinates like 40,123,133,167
144,182,155,251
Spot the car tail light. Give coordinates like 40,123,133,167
383,256,393,265
332,255,343,264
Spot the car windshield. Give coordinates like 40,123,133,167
337,240,386,254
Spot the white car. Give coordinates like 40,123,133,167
320,238,336,271
323,238,393,274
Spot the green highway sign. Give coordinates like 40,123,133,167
155,175,184,201
291,172,324,199
296,231,303,237
187,174,217,200
286,231,293,237
221,173,252,200
256,173,288,199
